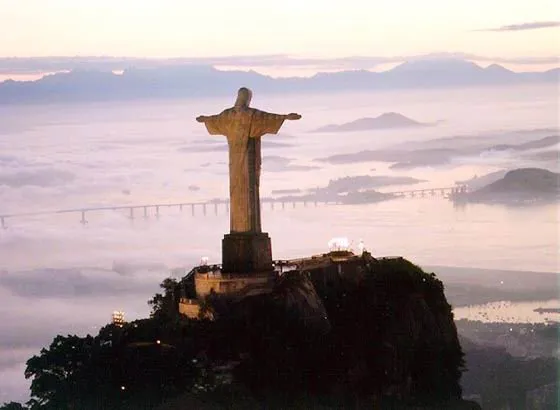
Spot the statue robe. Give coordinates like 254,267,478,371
202,107,286,233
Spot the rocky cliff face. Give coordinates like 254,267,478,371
199,254,468,408
270,270,332,335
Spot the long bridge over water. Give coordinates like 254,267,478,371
0,185,466,229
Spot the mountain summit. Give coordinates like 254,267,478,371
313,112,429,132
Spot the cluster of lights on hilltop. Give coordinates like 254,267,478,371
328,237,366,254
111,311,125,327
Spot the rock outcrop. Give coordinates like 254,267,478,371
196,254,467,408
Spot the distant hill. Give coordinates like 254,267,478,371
476,168,559,194
460,168,560,203
0,58,558,104
312,112,429,132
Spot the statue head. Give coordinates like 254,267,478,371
235,87,252,107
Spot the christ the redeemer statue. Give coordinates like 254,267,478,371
196,87,301,273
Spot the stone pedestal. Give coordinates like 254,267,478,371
222,232,273,273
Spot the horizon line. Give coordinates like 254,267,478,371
0,59,559,82
0,52,558,75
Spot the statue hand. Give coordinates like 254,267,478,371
196,116,206,123
286,113,302,120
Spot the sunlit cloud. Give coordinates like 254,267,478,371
476,21,560,32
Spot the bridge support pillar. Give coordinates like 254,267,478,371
1,217,6,229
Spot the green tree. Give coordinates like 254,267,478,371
148,278,181,320
24,334,121,409
0,402,28,410
24,318,203,409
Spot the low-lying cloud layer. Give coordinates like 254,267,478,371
0,168,75,188
0,263,176,402
0,266,166,299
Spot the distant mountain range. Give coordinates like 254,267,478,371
312,112,429,132
0,58,558,104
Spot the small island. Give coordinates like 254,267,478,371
264,175,425,205
312,112,432,133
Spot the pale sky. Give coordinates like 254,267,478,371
1,0,559,73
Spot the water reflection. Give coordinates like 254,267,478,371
454,299,560,324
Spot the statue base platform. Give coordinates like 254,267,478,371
180,269,278,319
222,232,273,273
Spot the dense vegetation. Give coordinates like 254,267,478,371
3,257,473,409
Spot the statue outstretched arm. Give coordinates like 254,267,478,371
285,113,302,120
258,111,302,121
250,110,302,137
196,114,219,123
196,111,228,136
